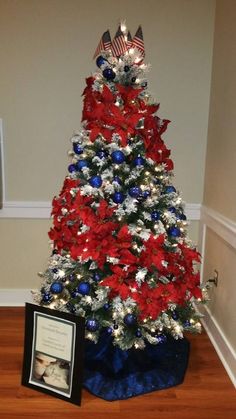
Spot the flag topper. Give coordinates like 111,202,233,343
93,24,145,59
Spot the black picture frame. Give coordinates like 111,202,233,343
22,303,85,406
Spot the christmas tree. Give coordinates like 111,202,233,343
34,24,203,351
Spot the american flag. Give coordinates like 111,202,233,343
132,26,145,56
111,26,127,57
126,31,133,50
93,30,112,59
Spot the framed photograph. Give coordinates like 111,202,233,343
22,303,85,406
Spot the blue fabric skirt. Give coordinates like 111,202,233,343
83,334,190,401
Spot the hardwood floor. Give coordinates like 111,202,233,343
0,307,235,419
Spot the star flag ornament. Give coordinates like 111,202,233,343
93,30,112,59
132,25,145,56
111,25,127,57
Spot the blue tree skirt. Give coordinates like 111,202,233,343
83,334,190,401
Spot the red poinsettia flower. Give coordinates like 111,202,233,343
101,265,137,299
139,234,166,271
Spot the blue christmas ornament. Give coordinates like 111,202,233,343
164,185,176,194
113,323,119,330
103,303,110,311
77,282,91,295
142,190,151,199
50,282,63,294
103,67,116,80
75,160,89,171
111,150,125,164
156,334,167,344
151,211,160,221
133,156,145,166
113,176,122,184
154,178,161,185
172,311,179,320
96,55,107,68
52,268,58,274
71,290,79,298
73,143,83,155
168,206,177,213
69,273,76,282
93,272,101,282
177,213,187,220
106,327,113,335
86,319,99,332
135,329,142,338
184,320,191,327
128,186,142,198
168,226,181,237
89,175,103,188
124,313,137,326
68,164,76,173
113,192,125,204
42,293,52,303
96,149,107,159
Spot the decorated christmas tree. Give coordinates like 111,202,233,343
33,24,203,355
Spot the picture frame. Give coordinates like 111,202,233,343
22,303,85,406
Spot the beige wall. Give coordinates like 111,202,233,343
0,0,215,289
202,0,236,354
203,0,236,221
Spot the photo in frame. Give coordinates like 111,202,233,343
22,303,85,406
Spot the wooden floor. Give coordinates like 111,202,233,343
0,308,235,419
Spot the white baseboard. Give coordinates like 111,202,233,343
0,201,201,220
0,289,33,306
199,304,236,388
199,205,236,388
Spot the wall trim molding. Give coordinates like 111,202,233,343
199,205,236,388
199,304,236,388
0,201,201,220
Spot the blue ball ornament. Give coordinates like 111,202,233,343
96,149,107,159
151,211,160,221
113,323,119,330
184,320,191,327
128,186,142,198
103,67,116,80
69,273,76,282
52,268,58,274
68,164,76,173
124,313,137,326
86,319,99,332
168,226,181,237
96,55,107,68
172,311,179,320
133,156,145,166
156,334,167,344
135,329,142,338
77,282,91,296
73,143,83,155
113,176,122,185
142,190,151,199
106,327,113,335
93,272,101,282
113,192,125,204
75,160,89,171
111,150,125,164
164,185,176,194
177,213,187,220
50,282,63,294
42,293,52,303
103,303,110,311
89,175,103,188
71,290,79,298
